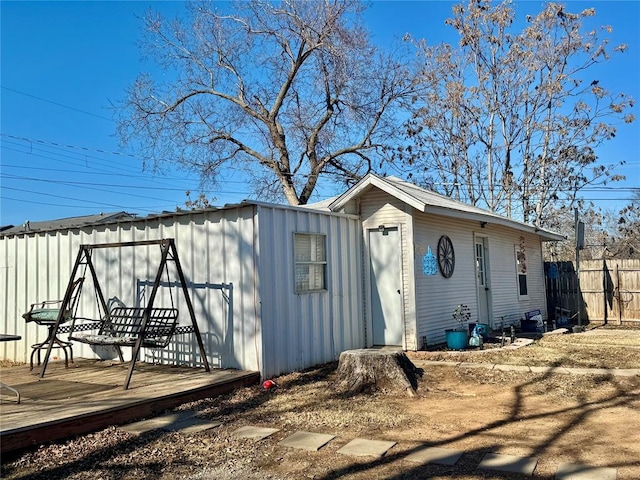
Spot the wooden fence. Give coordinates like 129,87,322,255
545,259,640,325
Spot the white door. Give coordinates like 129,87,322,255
369,227,403,346
475,238,491,325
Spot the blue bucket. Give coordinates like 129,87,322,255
445,329,469,350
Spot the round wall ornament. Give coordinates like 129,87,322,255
437,235,455,278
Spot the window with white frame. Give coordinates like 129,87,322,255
515,241,528,297
294,233,327,293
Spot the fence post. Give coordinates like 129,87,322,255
575,209,582,327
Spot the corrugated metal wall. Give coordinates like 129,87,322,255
0,208,259,372
1,204,364,378
256,205,364,379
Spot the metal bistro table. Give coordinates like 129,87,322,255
0,334,22,403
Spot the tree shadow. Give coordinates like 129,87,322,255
316,363,639,479
2,360,638,480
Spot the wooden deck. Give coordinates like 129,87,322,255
0,359,260,455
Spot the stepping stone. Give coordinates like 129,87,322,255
120,411,198,435
232,426,280,441
337,438,396,458
494,364,531,372
164,417,222,434
278,431,335,451
556,463,617,480
479,453,538,476
405,446,463,466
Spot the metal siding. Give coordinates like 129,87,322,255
257,206,363,379
1,205,362,380
0,208,261,373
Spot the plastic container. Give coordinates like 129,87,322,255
520,319,538,332
468,323,490,339
445,329,469,350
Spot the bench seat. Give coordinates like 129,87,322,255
68,306,181,388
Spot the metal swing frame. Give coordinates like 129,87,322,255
38,238,210,389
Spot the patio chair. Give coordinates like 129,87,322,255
23,277,84,370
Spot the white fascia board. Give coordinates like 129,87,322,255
423,205,565,241
329,174,426,212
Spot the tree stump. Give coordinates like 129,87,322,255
335,349,423,397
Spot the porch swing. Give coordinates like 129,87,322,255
38,238,210,389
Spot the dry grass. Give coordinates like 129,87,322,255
411,328,640,369
188,364,412,436
2,328,639,480
0,360,24,368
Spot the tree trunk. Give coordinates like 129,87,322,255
335,349,423,397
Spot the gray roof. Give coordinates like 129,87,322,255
329,174,564,241
0,212,137,236
0,200,359,238
298,196,337,211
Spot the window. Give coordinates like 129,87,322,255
515,244,528,297
294,233,327,293
475,242,486,287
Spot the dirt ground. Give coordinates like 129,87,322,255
2,328,639,480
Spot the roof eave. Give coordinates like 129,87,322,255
423,205,564,240
329,174,426,212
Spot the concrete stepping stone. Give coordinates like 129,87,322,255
405,446,463,466
120,410,198,435
479,453,538,476
494,364,531,372
278,431,335,451
232,426,280,441
165,417,222,434
337,438,396,458
556,463,617,480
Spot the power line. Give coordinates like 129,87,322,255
1,134,251,190
1,145,200,191
1,174,190,191
0,195,186,214
2,140,145,176
1,186,159,210
1,87,113,122
0,164,249,186
0,174,251,196
3,177,179,203
1,133,137,160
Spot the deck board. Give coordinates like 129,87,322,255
0,358,260,454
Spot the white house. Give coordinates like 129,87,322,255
0,174,562,378
325,174,564,350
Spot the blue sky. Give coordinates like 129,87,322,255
1,1,638,227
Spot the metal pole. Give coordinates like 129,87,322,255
575,208,581,327
603,239,607,325
616,263,622,325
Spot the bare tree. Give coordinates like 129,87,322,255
403,0,635,227
117,0,419,205
607,192,640,259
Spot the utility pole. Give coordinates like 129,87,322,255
574,208,584,327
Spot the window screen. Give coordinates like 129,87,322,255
515,244,528,297
294,233,327,293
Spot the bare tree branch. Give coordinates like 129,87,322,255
118,0,416,206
